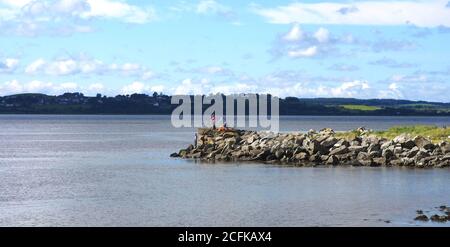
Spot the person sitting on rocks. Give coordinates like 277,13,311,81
211,113,216,129
218,122,230,132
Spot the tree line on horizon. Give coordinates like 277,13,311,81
0,92,449,116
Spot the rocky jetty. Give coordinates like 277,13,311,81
171,127,450,168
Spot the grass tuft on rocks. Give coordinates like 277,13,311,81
375,125,450,143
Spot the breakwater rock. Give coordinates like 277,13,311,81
171,128,450,168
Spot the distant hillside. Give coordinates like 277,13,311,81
1,92,450,116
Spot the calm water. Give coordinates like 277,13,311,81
0,115,449,227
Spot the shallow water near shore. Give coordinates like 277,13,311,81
0,115,449,226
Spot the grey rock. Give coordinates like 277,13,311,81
415,150,430,160
306,139,322,155
430,214,447,222
326,155,339,165
329,145,349,155
294,152,308,160
413,136,434,150
394,146,403,155
381,140,393,150
407,146,419,158
382,149,395,160
309,153,321,162
359,158,374,166
390,159,404,166
440,141,450,154
349,146,365,152
373,157,386,166
333,139,350,148
320,137,338,149
403,140,416,149
368,143,381,153
369,150,382,158
414,215,429,221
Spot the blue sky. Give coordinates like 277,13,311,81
0,0,449,102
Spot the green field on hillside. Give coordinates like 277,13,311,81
341,104,382,111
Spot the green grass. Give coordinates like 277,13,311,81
375,125,450,142
341,104,382,111
336,125,450,143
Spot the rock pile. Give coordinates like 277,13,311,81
414,205,450,223
171,127,450,168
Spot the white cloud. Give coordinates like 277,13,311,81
25,59,47,74
195,0,237,22
328,64,359,71
120,81,166,95
150,85,165,93
0,58,19,73
24,57,154,78
378,83,404,99
204,66,224,74
369,57,417,68
174,78,209,95
0,80,23,95
0,0,156,36
288,46,318,58
88,83,104,92
0,79,80,95
330,80,370,97
58,82,78,91
313,27,330,43
391,74,428,83
0,0,32,8
121,81,146,94
196,0,229,15
253,0,450,27
82,0,156,24
197,0,221,14
273,24,354,59
283,23,303,41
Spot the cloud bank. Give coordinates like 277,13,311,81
253,0,450,27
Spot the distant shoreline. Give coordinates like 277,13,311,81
1,93,450,116
2,113,450,117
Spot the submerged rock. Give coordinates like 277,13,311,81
414,214,429,222
430,214,448,222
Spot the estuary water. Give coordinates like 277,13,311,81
0,115,449,226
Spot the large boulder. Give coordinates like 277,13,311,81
329,145,349,155
319,128,335,135
325,155,339,165
333,139,350,148
367,143,381,153
413,136,435,150
320,137,338,149
294,152,309,160
393,134,416,149
382,149,395,160
372,157,387,166
305,139,322,155
440,142,450,154
406,146,419,158
349,145,365,152
356,152,373,166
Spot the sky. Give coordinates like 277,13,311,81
0,0,449,102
